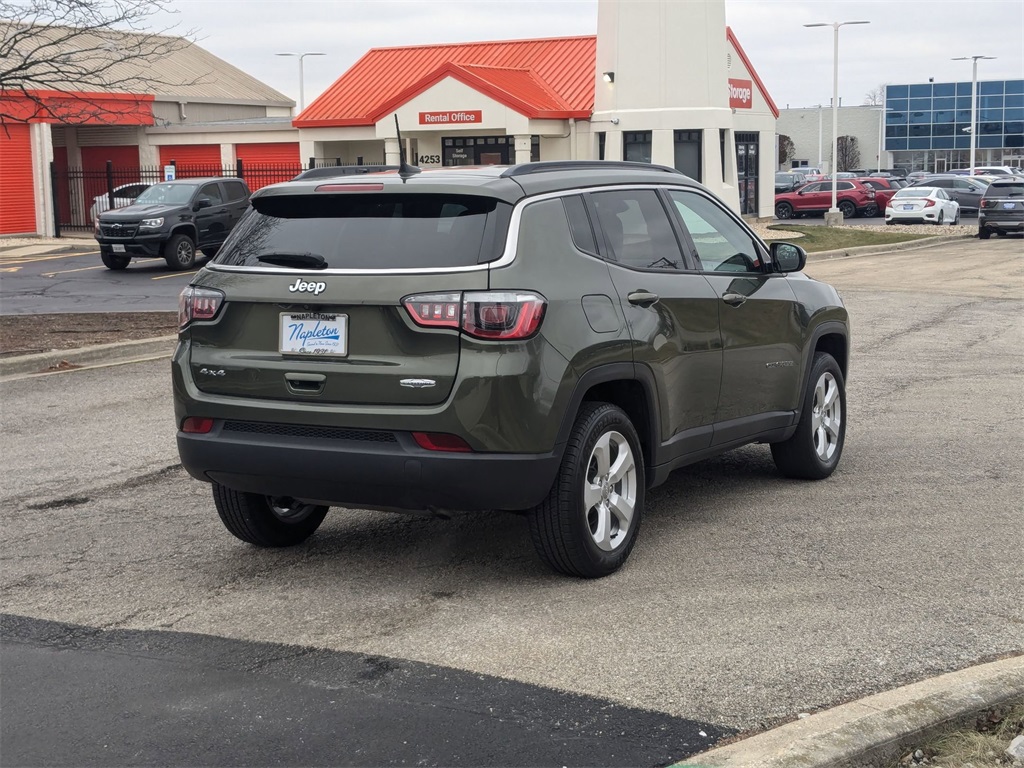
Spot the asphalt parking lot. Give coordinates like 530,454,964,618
0,242,200,314
1,237,1022,765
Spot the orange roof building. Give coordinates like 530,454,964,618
293,2,779,217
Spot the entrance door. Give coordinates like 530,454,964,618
735,133,760,215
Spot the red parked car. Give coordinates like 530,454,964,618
775,179,876,220
856,177,905,216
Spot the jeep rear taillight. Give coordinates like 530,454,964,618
178,286,225,329
402,291,547,341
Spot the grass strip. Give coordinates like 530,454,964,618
767,224,935,253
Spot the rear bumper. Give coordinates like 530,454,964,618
177,422,561,512
979,216,1024,231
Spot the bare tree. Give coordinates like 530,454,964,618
863,83,887,106
777,134,795,168
834,135,861,172
1,0,199,125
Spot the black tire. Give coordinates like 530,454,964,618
775,202,794,220
164,234,196,270
100,251,130,270
838,200,856,219
979,227,992,240
212,483,328,547
771,352,846,480
885,220,894,226
936,211,944,225
952,211,960,226
201,247,219,258
529,402,645,578
995,230,1007,237
863,204,878,217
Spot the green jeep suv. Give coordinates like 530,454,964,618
174,161,850,578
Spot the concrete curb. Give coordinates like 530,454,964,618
0,335,177,379
675,655,1024,768
0,242,98,256
804,233,975,262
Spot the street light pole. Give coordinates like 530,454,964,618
805,20,870,219
275,51,326,113
952,55,996,175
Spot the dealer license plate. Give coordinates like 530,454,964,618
1003,202,1017,209
280,313,348,357
112,244,126,253
903,205,914,211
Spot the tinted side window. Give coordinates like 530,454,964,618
837,182,854,191
802,183,821,193
562,195,597,254
590,189,684,271
199,183,225,205
223,181,248,202
669,190,763,273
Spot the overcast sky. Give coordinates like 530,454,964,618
156,0,1024,110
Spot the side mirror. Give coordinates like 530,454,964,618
193,198,213,211
772,242,806,273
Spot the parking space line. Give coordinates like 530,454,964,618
0,252,100,265
42,258,162,277
151,270,199,280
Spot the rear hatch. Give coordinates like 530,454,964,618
185,186,513,406
982,182,1024,221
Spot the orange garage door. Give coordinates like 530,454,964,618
159,145,223,177
236,142,301,190
0,124,36,235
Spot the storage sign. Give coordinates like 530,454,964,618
419,111,482,125
728,79,753,109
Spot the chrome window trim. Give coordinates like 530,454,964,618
204,182,696,276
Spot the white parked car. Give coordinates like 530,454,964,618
885,186,960,226
89,182,151,224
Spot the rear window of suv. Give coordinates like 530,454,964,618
984,182,1024,197
213,193,513,269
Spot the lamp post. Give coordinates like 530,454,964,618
275,51,325,113
952,55,996,175
805,20,870,221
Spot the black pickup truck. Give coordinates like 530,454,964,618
95,177,251,270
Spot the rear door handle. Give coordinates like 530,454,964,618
721,292,747,307
627,291,659,308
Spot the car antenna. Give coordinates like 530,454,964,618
394,115,421,180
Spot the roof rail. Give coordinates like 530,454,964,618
500,161,683,178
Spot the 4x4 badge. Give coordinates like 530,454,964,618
288,279,327,295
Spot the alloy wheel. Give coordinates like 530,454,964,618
582,431,637,552
810,372,842,462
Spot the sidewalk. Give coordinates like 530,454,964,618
0,233,97,258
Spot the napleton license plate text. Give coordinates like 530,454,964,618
280,313,348,357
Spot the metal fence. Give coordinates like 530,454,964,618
50,157,380,233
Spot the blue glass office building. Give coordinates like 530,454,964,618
885,80,1024,170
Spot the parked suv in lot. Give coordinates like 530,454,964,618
774,179,875,219
95,177,251,270
174,161,850,577
978,179,1024,239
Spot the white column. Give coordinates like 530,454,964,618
514,134,532,164
31,124,55,237
384,137,401,166
604,130,623,161
652,129,674,168
220,143,234,170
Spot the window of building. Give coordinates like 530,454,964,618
673,130,702,181
623,131,652,163
597,132,606,161
589,189,684,271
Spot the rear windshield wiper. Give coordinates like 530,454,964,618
256,252,327,269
